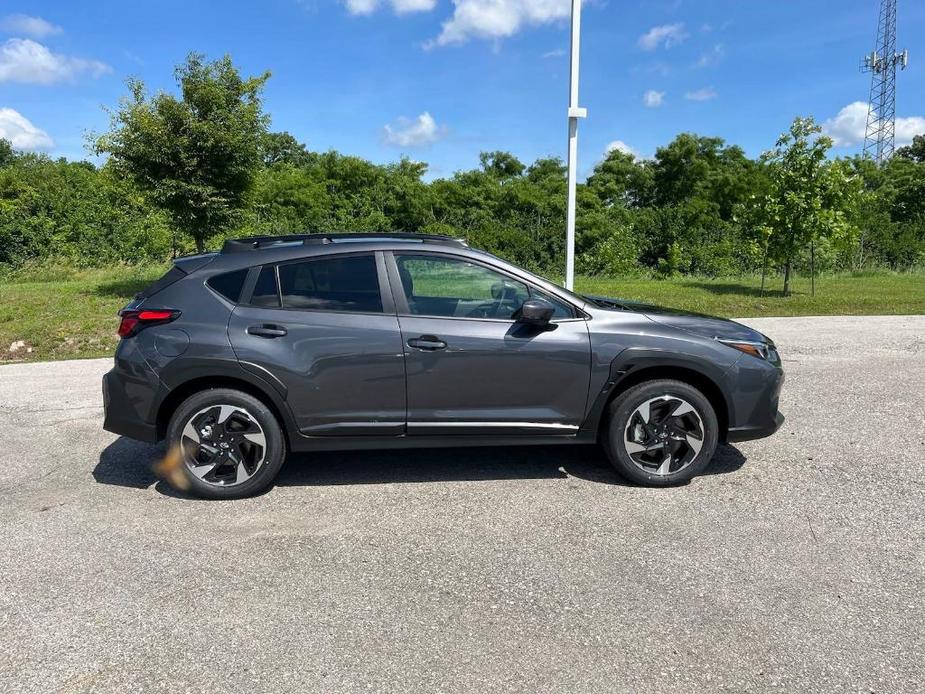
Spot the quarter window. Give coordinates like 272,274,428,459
278,254,382,313
206,269,248,303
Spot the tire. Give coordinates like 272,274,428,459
603,379,718,486
166,388,286,499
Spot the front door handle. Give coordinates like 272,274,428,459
247,324,288,338
408,335,447,351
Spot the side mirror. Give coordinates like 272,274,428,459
516,298,555,325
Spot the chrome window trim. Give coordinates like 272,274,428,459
410,421,580,431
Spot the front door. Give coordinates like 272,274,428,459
389,253,592,436
228,252,406,436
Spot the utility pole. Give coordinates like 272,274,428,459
564,0,587,290
861,0,908,162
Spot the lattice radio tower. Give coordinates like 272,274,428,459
861,0,908,162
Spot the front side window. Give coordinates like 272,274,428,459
395,255,532,319
278,254,382,313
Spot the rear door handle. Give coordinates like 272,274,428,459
407,335,447,351
247,324,288,338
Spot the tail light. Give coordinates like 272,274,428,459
117,309,180,338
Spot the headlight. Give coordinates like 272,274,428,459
716,338,780,364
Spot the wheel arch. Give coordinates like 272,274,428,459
156,373,294,447
583,354,733,443
606,366,729,437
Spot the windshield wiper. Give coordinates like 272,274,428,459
584,295,630,310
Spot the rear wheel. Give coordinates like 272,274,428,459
603,379,718,486
166,389,286,499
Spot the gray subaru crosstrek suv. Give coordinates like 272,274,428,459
103,233,784,499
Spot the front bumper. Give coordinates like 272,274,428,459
724,358,785,443
726,410,785,442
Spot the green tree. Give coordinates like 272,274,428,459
479,151,525,182
651,133,754,216
0,152,171,269
586,148,653,208
94,53,270,253
0,139,15,168
876,154,925,268
752,117,861,294
896,134,925,163
261,131,311,167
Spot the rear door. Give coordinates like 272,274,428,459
228,251,406,436
387,252,592,436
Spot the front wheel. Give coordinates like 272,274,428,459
166,388,286,499
603,379,718,486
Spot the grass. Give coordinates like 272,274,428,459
0,264,923,363
0,265,167,363
577,271,925,318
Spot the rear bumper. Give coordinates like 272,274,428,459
726,410,785,442
102,367,160,443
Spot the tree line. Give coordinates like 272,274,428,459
1,54,923,293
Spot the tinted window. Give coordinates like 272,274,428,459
250,265,280,308
278,254,382,313
206,269,248,303
395,255,530,319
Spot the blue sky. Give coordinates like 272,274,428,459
1,1,923,179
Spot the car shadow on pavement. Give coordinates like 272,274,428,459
95,437,747,494
94,436,164,489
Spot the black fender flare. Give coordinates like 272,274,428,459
580,347,737,437
153,357,298,440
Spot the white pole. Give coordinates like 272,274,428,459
564,0,586,290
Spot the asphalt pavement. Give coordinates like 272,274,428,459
0,315,923,693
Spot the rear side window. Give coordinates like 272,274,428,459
250,265,280,308
135,266,185,299
206,269,248,303
278,254,382,313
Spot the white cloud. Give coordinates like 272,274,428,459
643,89,665,108
543,48,565,58
822,102,868,147
343,0,571,47
823,101,925,148
0,38,111,84
344,0,379,14
893,115,925,146
383,112,446,147
429,0,570,47
0,14,62,38
637,23,688,51
685,87,717,102
0,107,53,150
392,0,438,12
696,43,724,68
606,140,639,158
343,0,436,15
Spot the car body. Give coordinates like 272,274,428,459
103,233,784,498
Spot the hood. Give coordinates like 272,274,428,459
583,295,770,344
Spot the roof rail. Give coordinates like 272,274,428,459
221,232,468,254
